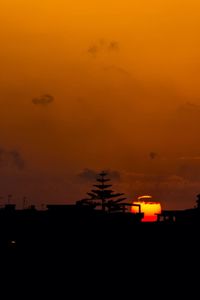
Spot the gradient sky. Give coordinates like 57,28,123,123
1,0,200,209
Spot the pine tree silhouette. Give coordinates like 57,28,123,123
77,171,126,212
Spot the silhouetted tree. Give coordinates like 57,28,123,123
77,171,126,212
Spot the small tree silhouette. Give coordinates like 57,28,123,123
77,171,126,212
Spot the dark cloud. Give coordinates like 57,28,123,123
149,152,158,160
87,40,119,56
108,41,119,51
32,94,54,105
0,148,25,170
88,45,99,56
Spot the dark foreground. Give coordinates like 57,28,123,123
1,210,199,296
1,209,199,257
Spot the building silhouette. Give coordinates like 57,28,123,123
157,194,200,224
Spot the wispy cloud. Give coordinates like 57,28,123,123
77,168,97,182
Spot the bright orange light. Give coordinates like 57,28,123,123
137,195,152,200
131,196,161,222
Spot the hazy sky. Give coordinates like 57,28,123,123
1,0,200,209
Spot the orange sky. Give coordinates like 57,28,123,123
1,1,200,209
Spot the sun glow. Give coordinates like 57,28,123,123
131,195,161,222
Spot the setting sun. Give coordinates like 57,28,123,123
131,196,161,222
